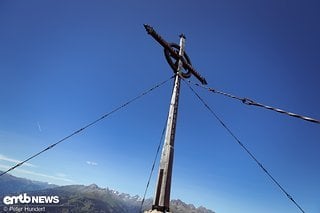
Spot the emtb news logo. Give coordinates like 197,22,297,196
3,193,59,205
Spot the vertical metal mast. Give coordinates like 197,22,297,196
152,35,185,212
144,24,207,213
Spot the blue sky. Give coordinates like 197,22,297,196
0,1,319,212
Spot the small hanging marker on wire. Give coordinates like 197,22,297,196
144,24,208,85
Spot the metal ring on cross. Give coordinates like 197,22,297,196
164,43,192,78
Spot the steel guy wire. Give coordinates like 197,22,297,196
185,79,320,125
0,75,174,177
140,117,168,212
181,78,306,213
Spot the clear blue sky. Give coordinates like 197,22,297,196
0,1,319,212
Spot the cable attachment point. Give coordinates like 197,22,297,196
144,24,208,85
242,98,255,105
164,43,192,78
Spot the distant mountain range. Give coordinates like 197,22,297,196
0,171,215,213
0,172,57,196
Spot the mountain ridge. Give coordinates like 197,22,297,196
0,171,57,196
0,171,215,213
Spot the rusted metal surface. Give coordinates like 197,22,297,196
144,24,207,85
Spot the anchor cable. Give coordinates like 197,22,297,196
0,75,174,177
182,78,306,213
185,79,319,125
139,117,168,212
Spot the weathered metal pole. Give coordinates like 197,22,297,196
151,35,185,212
144,24,206,213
